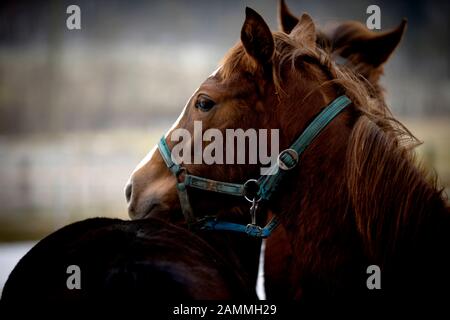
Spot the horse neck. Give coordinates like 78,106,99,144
345,116,450,264
276,103,358,252
276,111,449,272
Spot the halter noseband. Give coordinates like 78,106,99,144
158,95,351,238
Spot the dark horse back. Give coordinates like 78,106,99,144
1,217,256,309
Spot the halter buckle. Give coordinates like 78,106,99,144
277,148,299,171
245,224,263,237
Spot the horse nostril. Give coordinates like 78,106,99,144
125,183,132,203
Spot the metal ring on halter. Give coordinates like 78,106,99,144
277,148,299,171
243,179,261,203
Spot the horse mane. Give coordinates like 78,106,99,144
274,31,450,263
221,30,449,263
346,116,449,260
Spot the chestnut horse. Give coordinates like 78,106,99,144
265,0,408,300
1,217,256,311
126,2,408,301
127,6,449,308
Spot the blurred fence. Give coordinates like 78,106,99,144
0,127,169,240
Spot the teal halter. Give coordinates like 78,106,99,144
158,95,352,238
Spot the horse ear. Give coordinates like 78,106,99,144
290,13,316,48
278,0,299,33
241,7,274,65
279,3,330,49
330,19,407,68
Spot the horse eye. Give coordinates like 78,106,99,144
195,95,216,112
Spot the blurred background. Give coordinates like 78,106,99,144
0,0,449,294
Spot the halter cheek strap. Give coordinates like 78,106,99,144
157,95,352,238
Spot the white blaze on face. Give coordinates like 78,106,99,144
167,65,222,137
210,65,221,78
166,91,196,136
132,144,158,174
133,66,222,174
132,99,192,175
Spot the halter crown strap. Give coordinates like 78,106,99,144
257,95,352,200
